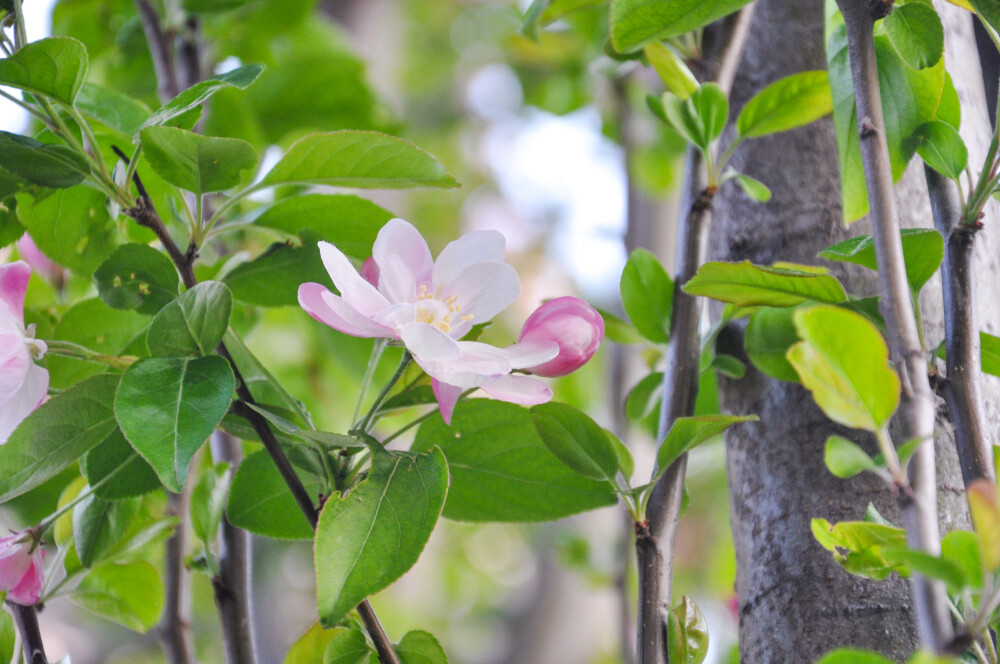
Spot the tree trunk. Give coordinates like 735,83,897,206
710,0,995,661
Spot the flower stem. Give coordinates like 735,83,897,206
43,340,138,370
352,339,387,427
355,351,413,433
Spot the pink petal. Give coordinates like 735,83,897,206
502,341,559,369
439,262,520,324
7,546,44,605
0,261,30,322
298,283,395,339
415,341,511,388
432,230,507,287
400,323,461,362
0,537,31,590
0,332,30,406
318,242,389,317
481,374,553,406
0,360,48,445
372,219,434,287
432,379,463,425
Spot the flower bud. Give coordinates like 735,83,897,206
518,296,603,377
0,533,45,605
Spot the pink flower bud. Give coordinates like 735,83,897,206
360,257,380,287
518,296,604,377
0,533,45,606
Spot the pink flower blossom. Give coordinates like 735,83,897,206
518,296,604,377
299,219,557,423
0,261,48,444
0,533,45,605
16,234,65,286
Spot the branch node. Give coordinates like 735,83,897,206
869,0,894,19
859,116,878,138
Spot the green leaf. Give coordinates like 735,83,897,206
140,64,264,133
815,650,894,664
914,121,968,180
596,307,644,345
980,331,1000,377
183,0,252,11
656,415,757,473
395,630,448,664
970,0,1000,38
661,84,729,152
190,463,232,545
71,561,164,632
787,306,900,431
324,628,374,664
610,0,753,52
0,132,90,189
285,624,344,664
0,37,88,105
261,131,458,190
880,546,968,592
731,173,771,202
254,194,393,259
47,298,148,389
884,3,944,70
146,281,233,356
226,449,324,540
968,479,1000,571
531,403,620,482
222,329,311,425
745,306,801,382
0,611,14,664
824,435,879,478
316,447,448,627
937,73,961,129
736,71,833,138
73,494,139,567
85,428,161,500
643,42,698,99
666,596,709,664
0,374,119,503
812,517,908,579
76,83,151,136
140,127,257,194
17,187,114,273
626,372,664,421
818,229,943,293
412,401,617,522
93,243,180,315
223,235,326,307
115,356,235,492
620,248,673,344
941,530,983,590
683,261,847,307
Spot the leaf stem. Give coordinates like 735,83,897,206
352,339,387,426
356,351,413,433
9,0,27,50
42,339,138,370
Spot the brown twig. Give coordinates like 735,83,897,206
836,0,952,651
7,601,48,664
134,0,180,103
209,431,258,664
156,491,195,664
636,9,754,664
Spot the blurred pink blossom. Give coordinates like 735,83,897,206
0,533,45,605
16,234,65,287
299,219,557,423
519,296,603,377
0,261,49,443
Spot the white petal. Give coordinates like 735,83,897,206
481,374,553,406
401,322,461,362
373,219,434,286
416,341,511,387
0,360,47,445
378,254,419,304
432,230,506,286
318,242,388,316
502,341,559,369
440,262,520,324
298,283,395,339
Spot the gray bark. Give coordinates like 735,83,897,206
709,0,994,661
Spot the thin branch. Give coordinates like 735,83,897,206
7,602,47,664
926,166,993,485
636,9,754,664
836,0,952,651
209,430,258,664
134,0,180,103
157,491,195,664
